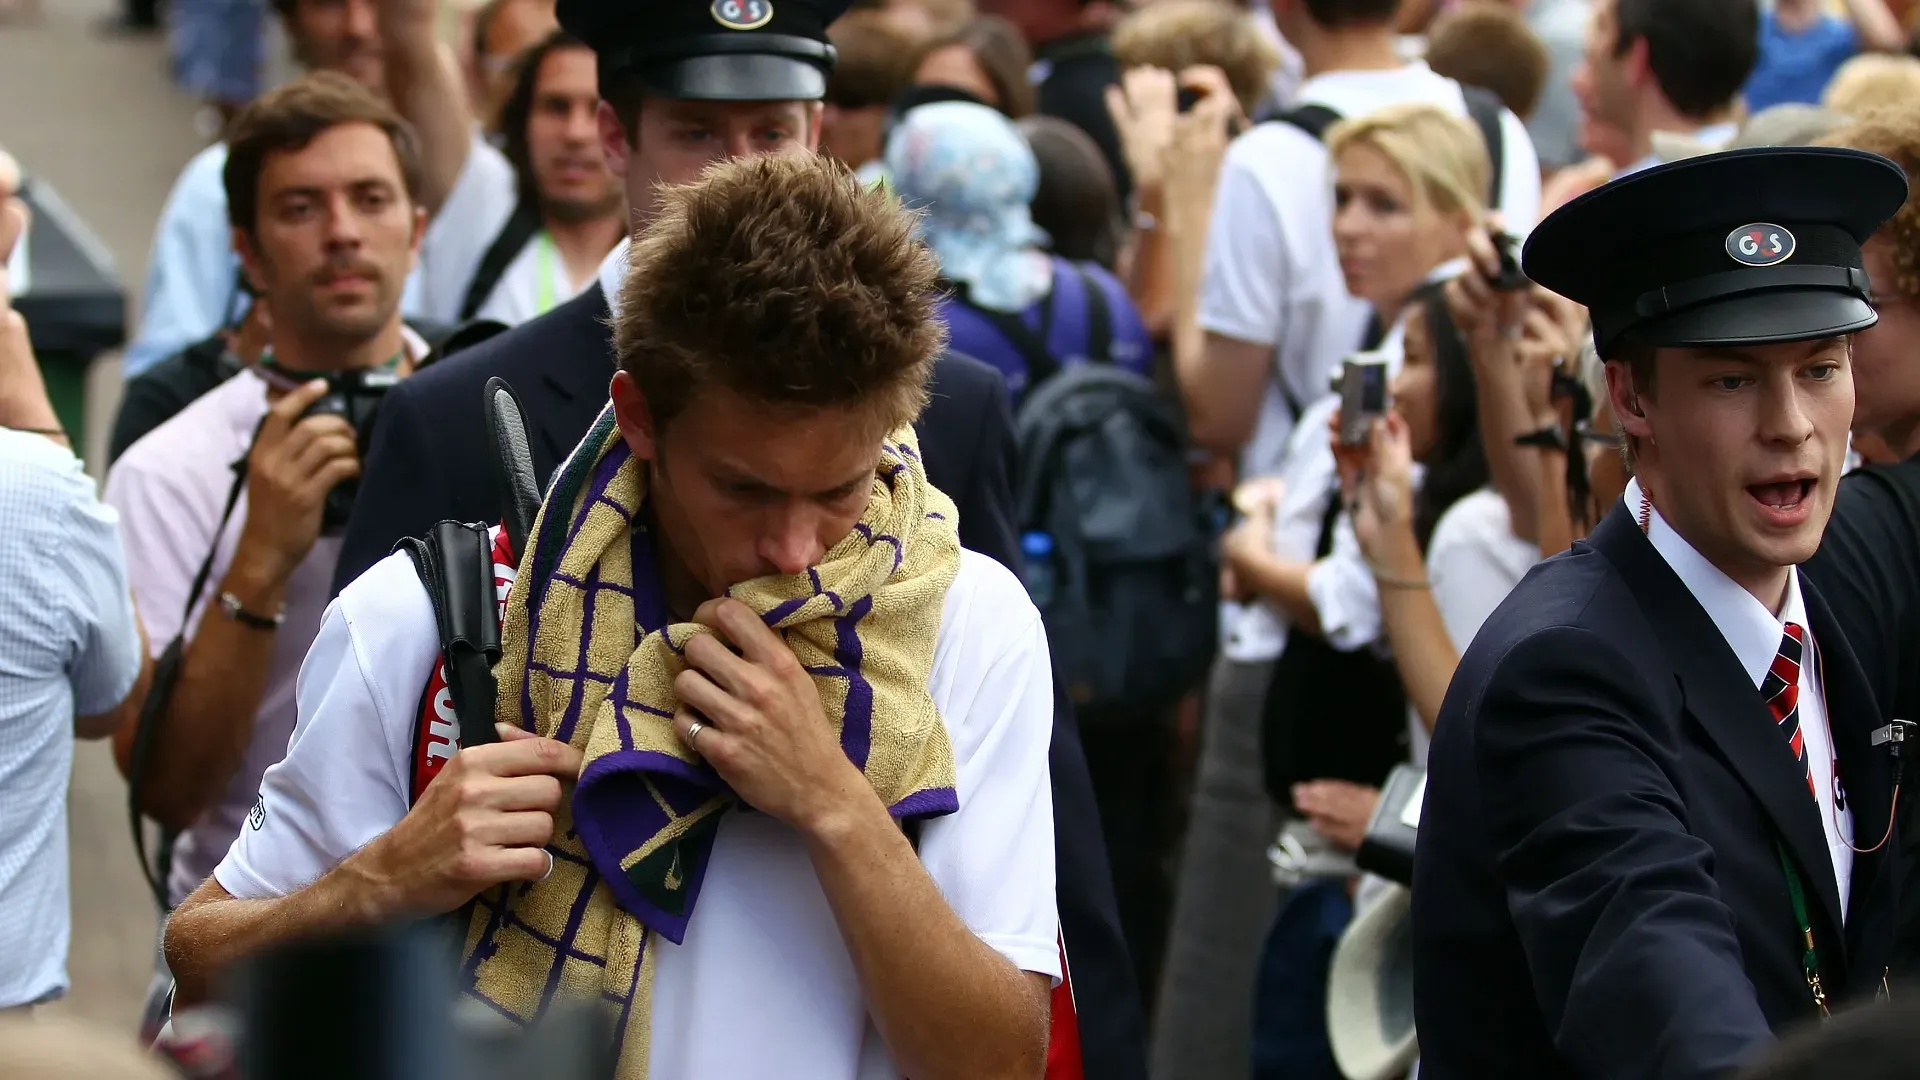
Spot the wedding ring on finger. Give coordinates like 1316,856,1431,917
684,719,705,751
540,850,555,882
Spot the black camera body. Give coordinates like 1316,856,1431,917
1489,230,1530,292
298,365,400,534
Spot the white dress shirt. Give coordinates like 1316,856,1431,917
1628,478,1853,915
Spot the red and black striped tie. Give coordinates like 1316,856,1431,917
1763,623,1815,799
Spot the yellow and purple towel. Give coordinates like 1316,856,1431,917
460,407,962,1075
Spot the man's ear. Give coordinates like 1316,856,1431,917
232,226,270,297
1624,35,1653,93
409,203,427,259
610,369,658,462
803,101,825,153
1605,357,1652,439
598,100,633,181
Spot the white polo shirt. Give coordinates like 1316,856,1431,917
1630,477,1853,913
215,544,1060,1077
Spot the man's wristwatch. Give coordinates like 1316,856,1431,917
219,591,285,630
1514,425,1569,452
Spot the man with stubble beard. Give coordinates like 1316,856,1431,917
107,72,434,931
453,27,627,327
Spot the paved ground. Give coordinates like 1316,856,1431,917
0,0,214,1029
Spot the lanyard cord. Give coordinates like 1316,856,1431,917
1778,842,1832,1018
535,230,559,315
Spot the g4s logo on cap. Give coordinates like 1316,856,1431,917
1726,223,1796,267
712,0,774,30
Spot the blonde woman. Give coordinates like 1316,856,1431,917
1326,102,1488,339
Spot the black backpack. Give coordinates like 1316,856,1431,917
1013,353,1219,718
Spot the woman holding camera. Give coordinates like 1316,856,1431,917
1227,102,1520,1078
1221,102,1490,692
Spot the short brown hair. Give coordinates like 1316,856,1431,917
1425,1,1550,121
223,71,425,236
917,16,1036,119
828,10,927,110
1820,107,1920,305
1111,0,1282,118
614,154,946,432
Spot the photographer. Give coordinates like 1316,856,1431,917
103,74,432,916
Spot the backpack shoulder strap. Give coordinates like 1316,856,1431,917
458,201,544,323
400,521,503,782
1068,263,1114,366
1460,85,1506,207
959,279,1063,389
1273,103,1343,143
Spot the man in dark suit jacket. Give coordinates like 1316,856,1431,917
1413,147,1909,1078
332,2,1146,1075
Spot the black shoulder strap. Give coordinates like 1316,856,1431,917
1069,263,1114,367
127,443,253,911
400,521,502,755
458,201,544,323
962,280,1063,390
1460,85,1506,207
1313,476,1345,560
1275,103,1343,143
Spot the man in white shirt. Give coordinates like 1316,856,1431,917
444,26,625,327
123,0,517,376
1414,146,1908,1076
163,150,1057,1080
107,75,437,911
387,5,624,328
1572,0,1759,179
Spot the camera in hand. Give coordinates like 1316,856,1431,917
297,365,400,534
1335,355,1390,446
1488,230,1529,292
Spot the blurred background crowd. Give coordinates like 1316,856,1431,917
9,0,1920,1076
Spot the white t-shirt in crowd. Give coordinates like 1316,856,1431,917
1414,487,1541,766
409,141,519,325
104,332,429,904
216,543,1061,1078
470,229,604,327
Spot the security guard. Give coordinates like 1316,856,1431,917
1412,146,1909,1078
332,3,1146,1077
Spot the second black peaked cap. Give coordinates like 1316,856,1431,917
557,0,855,102
1523,146,1909,358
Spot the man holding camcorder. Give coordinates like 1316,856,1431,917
104,72,432,917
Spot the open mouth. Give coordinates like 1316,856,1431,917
1748,478,1815,513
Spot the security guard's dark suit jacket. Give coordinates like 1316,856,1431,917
333,283,1150,1079
1412,504,1899,1080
